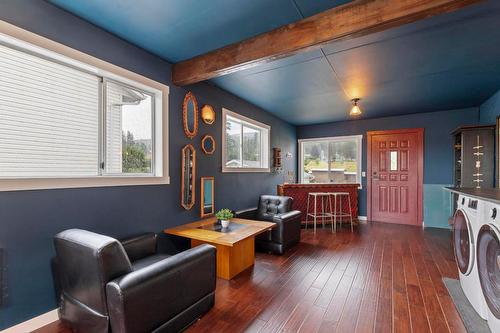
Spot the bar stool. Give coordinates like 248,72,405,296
305,192,334,233
329,192,354,232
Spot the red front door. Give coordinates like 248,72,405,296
367,129,424,226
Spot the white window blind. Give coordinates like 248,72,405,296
0,43,100,178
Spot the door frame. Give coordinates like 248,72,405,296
367,128,424,225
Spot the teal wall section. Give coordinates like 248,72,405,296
423,184,453,229
480,89,500,124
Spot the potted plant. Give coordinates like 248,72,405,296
215,208,233,228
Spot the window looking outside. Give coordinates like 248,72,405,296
105,80,154,175
0,40,163,180
222,108,270,172
299,135,362,185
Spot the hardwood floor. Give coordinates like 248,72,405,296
35,222,465,333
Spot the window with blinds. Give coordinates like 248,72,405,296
0,43,100,177
0,41,160,179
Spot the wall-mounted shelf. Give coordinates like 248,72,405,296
451,125,495,210
272,148,282,168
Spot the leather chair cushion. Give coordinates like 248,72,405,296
256,195,293,221
121,233,157,262
131,254,171,271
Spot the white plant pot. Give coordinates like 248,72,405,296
221,220,230,228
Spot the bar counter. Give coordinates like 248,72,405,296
277,183,359,223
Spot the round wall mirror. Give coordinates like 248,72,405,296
201,105,216,125
183,91,198,139
201,135,216,155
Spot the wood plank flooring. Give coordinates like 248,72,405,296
35,222,465,333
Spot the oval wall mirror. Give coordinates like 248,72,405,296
181,144,196,210
201,135,216,155
201,105,216,125
183,92,198,139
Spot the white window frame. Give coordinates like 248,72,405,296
222,108,270,173
298,135,362,187
0,21,169,191
101,78,161,178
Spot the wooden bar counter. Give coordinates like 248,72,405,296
277,183,359,223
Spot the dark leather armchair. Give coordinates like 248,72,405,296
53,229,216,333
235,195,301,254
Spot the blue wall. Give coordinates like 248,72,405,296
0,0,296,328
297,108,480,228
480,89,500,124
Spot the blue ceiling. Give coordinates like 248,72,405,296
48,0,352,62
49,0,500,125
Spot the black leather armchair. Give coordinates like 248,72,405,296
236,195,301,254
53,229,216,333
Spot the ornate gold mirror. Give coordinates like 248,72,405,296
201,105,215,125
183,92,198,139
201,135,216,155
181,144,196,209
200,176,214,217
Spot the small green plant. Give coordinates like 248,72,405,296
215,208,233,221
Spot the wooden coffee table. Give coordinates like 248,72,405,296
164,217,275,280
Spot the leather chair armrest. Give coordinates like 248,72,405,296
270,210,302,247
120,232,157,262
235,207,258,220
273,210,302,223
106,244,216,332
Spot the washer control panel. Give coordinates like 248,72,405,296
468,199,478,210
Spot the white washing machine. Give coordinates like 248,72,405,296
479,200,500,332
452,194,487,319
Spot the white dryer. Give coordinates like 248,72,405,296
452,194,487,319
479,200,500,332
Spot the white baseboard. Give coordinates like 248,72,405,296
358,216,367,223
1,309,58,333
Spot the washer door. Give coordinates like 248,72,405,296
453,209,474,275
477,223,500,319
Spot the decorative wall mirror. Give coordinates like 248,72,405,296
200,177,214,217
181,144,196,209
201,135,216,155
201,105,216,125
183,92,198,139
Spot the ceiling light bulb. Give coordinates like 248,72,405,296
350,98,362,116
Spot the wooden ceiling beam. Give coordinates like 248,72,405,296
172,0,482,86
